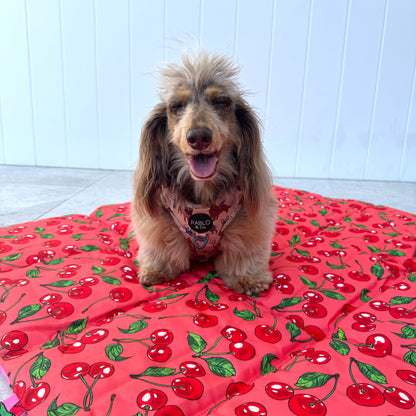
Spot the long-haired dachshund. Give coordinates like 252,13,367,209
131,51,277,295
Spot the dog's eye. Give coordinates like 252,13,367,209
170,102,184,113
212,97,231,108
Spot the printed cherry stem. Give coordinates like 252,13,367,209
284,353,302,371
194,284,208,304
83,375,100,411
0,260,19,268
2,293,25,311
113,338,152,348
12,352,43,386
309,374,340,405
82,295,110,314
11,305,57,325
105,394,116,416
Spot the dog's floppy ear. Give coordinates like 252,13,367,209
235,100,272,219
134,103,169,217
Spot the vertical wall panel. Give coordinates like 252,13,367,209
26,0,67,167
165,0,201,62
330,0,386,180
130,0,165,167
365,0,416,180
296,0,349,178
235,0,274,119
0,0,36,165
61,0,100,168
266,0,311,177
201,0,237,55
95,0,131,169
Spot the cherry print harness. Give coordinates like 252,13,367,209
162,188,243,259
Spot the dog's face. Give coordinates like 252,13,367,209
166,84,237,182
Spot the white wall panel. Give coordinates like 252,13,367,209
0,0,415,182
0,0,35,165
26,0,67,167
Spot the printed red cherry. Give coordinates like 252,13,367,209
265,382,294,400
171,377,203,400
353,312,376,323
155,405,185,416
185,299,209,310
303,325,325,341
68,285,92,299
21,382,50,410
288,394,326,416
221,326,247,342
58,341,85,354
303,291,323,303
348,270,370,281
235,402,267,416
298,265,319,275
290,348,314,358
226,382,254,398
389,307,416,319
333,282,355,293
346,383,384,406
255,324,282,343
302,302,327,318
276,282,294,294
147,345,172,362
179,361,206,377
209,303,229,311
383,386,415,409
109,287,132,302
39,293,62,305
1,331,28,351
352,322,376,332
323,273,344,284
142,301,167,313
89,362,115,379
81,328,109,344
229,341,255,360
137,389,167,411
358,333,392,357
286,315,304,329
2,348,28,360
100,257,120,266
61,362,90,380
46,302,74,319
13,380,26,400
305,350,331,364
193,313,218,328
397,369,416,385
79,276,100,286
150,329,174,345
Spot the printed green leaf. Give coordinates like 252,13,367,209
329,340,350,356
409,273,416,283
389,296,416,305
43,258,64,266
35,226,45,233
30,353,51,380
272,297,302,310
295,372,332,388
319,209,327,216
187,332,207,354
158,293,185,300
136,366,176,377
95,209,103,218
2,253,22,262
64,318,88,335
15,303,42,320
367,245,381,254
80,245,100,252
371,263,384,278
404,350,416,367
71,234,83,241
102,276,121,285
198,270,218,283
332,328,347,341
44,280,76,288
286,322,301,340
40,234,55,239
310,220,320,227
41,337,60,350
393,326,416,339
325,261,345,270
290,234,300,245
92,265,106,274
47,397,81,416
296,249,310,257
105,343,130,361
205,287,219,303
203,357,235,377
300,276,316,289
386,249,406,257
233,308,256,321
320,290,346,300
355,359,387,384
360,288,372,303
0,402,13,416
260,353,278,376
118,320,148,334
26,269,40,278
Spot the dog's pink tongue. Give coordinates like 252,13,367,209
189,155,218,178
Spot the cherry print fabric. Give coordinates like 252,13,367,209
0,186,415,416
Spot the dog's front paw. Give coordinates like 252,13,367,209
138,266,175,286
222,270,273,296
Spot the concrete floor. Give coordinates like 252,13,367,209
0,165,415,227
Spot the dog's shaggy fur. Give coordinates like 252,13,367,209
131,51,277,295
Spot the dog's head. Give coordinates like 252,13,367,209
134,51,271,218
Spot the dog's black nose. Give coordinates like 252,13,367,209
186,127,213,150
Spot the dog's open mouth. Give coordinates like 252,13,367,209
188,153,219,179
